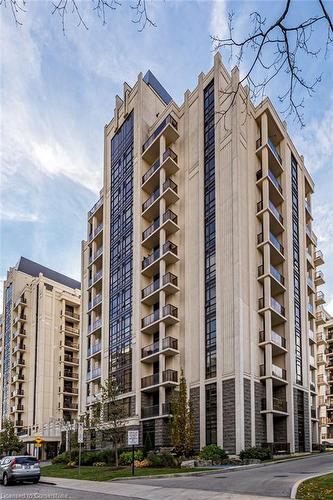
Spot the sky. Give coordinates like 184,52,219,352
0,0,333,314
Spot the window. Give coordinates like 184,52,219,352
204,80,217,379
205,383,217,445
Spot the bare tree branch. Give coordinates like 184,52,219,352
1,0,156,32
212,0,333,127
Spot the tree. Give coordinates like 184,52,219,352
0,419,23,455
212,0,333,127
0,0,156,32
170,371,194,458
90,377,127,467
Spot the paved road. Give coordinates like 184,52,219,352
0,482,139,500
120,453,333,498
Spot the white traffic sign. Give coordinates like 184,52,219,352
127,430,139,446
78,423,84,444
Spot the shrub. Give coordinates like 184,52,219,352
239,447,273,461
134,459,151,468
93,462,107,467
53,448,123,466
119,450,144,465
147,451,178,467
199,444,228,463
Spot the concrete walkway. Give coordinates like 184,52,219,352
42,476,285,499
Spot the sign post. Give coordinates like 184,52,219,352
127,430,139,476
77,423,84,476
34,436,43,461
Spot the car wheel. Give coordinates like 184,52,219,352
32,478,39,484
3,473,10,486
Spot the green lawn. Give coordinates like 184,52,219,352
41,464,211,481
297,472,333,499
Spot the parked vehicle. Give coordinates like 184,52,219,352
0,455,40,485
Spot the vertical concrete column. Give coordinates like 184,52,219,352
261,113,268,145
159,134,167,406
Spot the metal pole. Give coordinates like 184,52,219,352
131,445,134,476
79,442,81,476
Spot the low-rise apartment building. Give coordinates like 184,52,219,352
80,53,323,454
0,257,80,457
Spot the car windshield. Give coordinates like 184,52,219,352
15,457,38,464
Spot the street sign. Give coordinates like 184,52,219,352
78,423,84,444
35,436,43,445
127,430,139,446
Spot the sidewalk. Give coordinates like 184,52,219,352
42,476,285,500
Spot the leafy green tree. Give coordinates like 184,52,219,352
170,371,194,457
90,377,126,467
0,419,22,455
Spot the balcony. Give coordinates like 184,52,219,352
305,199,312,219
62,309,80,321
13,314,27,324
310,381,316,393
316,291,325,306
311,408,317,420
306,251,314,269
13,329,26,340
88,318,102,335
63,386,78,395
88,196,103,220
141,304,179,333
141,404,159,419
306,225,317,246
317,332,327,344
63,370,79,380
88,222,103,242
11,389,24,398
87,367,101,381
64,354,79,365
86,393,101,405
62,324,79,336
260,363,287,384
88,293,102,311
316,310,326,325
141,369,178,390
259,330,286,355
318,374,328,385
88,269,103,288
12,344,26,354
12,359,25,369
256,168,283,204
307,302,315,318
15,420,24,427
142,209,179,248
142,178,179,220
12,374,24,383
309,354,316,369
258,297,286,325
88,246,103,266
317,354,327,365
261,397,287,414
63,340,79,350
63,402,78,410
87,342,102,357
13,296,27,309
256,200,283,233
256,137,282,172
314,250,324,267
269,232,284,257
142,115,179,162
309,328,315,343
307,276,315,291
141,336,179,362
141,272,179,305
142,240,178,277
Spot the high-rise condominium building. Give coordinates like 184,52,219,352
0,257,80,456
317,309,333,443
80,53,323,454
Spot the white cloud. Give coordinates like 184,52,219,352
210,0,229,39
0,209,39,222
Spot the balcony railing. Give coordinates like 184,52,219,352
141,373,159,388
87,367,101,381
271,297,285,317
305,199,312,215
141,304,178,329
314,250,324,263
270,265,284,285
142,187,160,212
311,408,317,419
64,371,79,379
63,402,78,410
163,147,177,164
87,342,102,357
88,318,102,334
64,386,78,394
269,201,283,224
260,364,286,380
142,158,160,185
88,196,103,219
88,223,103,242
315,270,324,281
64,354,79,364
88,293,102,310
267,137,282,163
262,397,287,412
142,115,178,153
316,291,325,302
142,218,160,241
270,232,284,254
141,405,159,418
162,369,178,383
162,209,178,225
141,336,178,359
142,280,160,299
89,246,103,264
64,340,79,349
308,303,314,315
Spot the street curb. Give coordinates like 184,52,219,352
290,470,333,499
39,480,57,485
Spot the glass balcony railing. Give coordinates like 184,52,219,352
88,223,103,242
271,330,286,348
89,246,103,264
142,115,178,153
88,196,103,219
267,137,282,164
269,201,283,224
87,342,102,357
270,232,284,254
271,297,285,317
268,169,283,193
270,265,284,285
141,405,159,418
87,367,101,381
88,318,102,334
261,397,287,412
